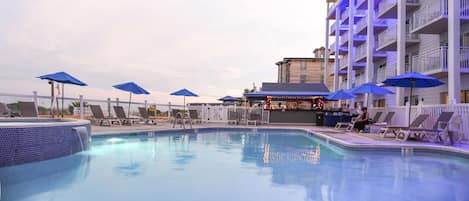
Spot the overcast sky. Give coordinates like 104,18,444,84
0,0,327,104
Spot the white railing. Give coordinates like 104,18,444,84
356,17,367,33
370,103,469,141
341,7,349,22
377,23,397,48
355,74,366,86
378,0,397,16
356,43,367,60
0,92,184,120
376,63,397,83
340,31,349,46
411,46,469,74
330,21,337,34
340,81,348,90
413,0,469,31
189,105,269,124
340,55,349,68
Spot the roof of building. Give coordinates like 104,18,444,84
275,57,335,65
261,82,330,92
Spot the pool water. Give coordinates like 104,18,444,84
1,129,469,201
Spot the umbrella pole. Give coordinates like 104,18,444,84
184,96,186,112
50,81,55,118
408,81,414,127
128,92,132,117
62,83,64,118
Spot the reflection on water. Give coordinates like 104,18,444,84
0,130,469,201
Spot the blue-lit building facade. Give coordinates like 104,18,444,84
324,0,469,107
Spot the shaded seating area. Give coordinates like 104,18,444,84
396,112,454,142
138,107,157,125
113,106,141,125
378,114,429,138
364,112,395,133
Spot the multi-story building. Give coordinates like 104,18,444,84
325,0,469,107
276,56,335,90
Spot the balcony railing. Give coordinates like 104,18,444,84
412,0,469,31
356,17,367,33
377,24,397,48
341,7,349,22
340,31,349,46
378,0,419,17
376,63,397,83
340,55,349,68
340,81,348,90
411,46,469,74
356,43,367,60
355,75,366,86
330,21,337,34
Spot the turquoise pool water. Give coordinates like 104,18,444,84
1,129,469,201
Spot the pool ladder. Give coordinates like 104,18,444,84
401,147,414,156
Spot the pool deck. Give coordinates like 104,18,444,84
91,122,469,156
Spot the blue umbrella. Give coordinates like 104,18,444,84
113,82,150,117
38,72,87,118
170,88,198,110
218,96,241,102
326,90,357,100
350,82,394,108
383,72,444,127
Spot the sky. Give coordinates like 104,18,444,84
0,0,328,105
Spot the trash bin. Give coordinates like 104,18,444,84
315,112,324,126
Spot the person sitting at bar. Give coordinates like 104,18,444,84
353,107,369,132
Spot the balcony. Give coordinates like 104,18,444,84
411,46,469,76
377,0,420,19
340,81,348,90
357,0,368,10
340,55,349,69
355,17,388,35
340,7,350,25
355,43,387,62
354,74,366,86
330,22,349,36
340,31,349,47
353,34,367,46
340,54,366,71
412,0,469,34
376,23,419,51
376,63,397,83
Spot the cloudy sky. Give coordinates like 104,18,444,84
0,0,327,104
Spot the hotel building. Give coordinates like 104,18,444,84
324,0,469,107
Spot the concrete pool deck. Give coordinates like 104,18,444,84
91,122,469,156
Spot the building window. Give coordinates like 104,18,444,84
300,75,307,83
373,99,386,107
441,90,469,104
300,61,307,71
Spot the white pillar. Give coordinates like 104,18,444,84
324,14,330,87
396,0,406,106
365,0,375,107
448,0,461,104
347,0,354,90
79,95,84,119
333,7,341,91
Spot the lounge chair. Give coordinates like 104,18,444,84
189,110,202,124
444,115,463,145
397,112,454,142
171,109,192,129
113,106,141,125
0,102,11,117
138,107,157,125
227,111,239,125
347,111,382,131
378,114,429,138
365,112,395,133
89,105,121,126
18,101,38,117
335,116,357,129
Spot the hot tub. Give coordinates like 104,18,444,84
0,118,91,167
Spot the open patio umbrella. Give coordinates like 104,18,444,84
38,72,87,118
325,90,357,100
349,82,394,107
170,88,198,111
383,72,444,127
218,96,241,102
113,82,150,117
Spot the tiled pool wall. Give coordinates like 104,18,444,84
0,121,91,167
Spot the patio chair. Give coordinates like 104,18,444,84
138,107,157,125
171,109,192,129
18,101,38,117
378,114,429,138
365,112,395,133
397,112,454,142
0,102,11,117
113,106,141,126
89,105,121,126
189,109,202,124
227,111,239,125
443,115,463,145
335,116,357,129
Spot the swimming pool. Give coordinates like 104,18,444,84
1,129,468,201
